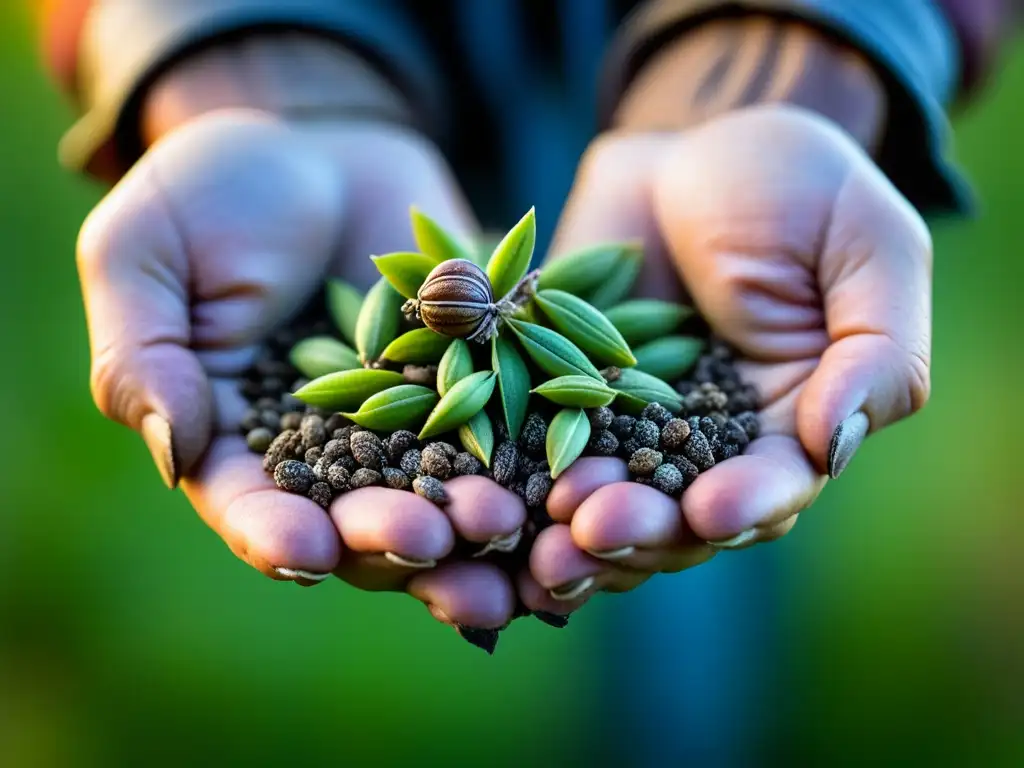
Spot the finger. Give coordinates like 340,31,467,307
515,569,583,617
441,475,526,556
682,434,826,547
529,524,610,604
330,487,455,569
181,437,341,582
547,457,630,523
407,560,516,629
78,112,344,487
570,482,716,572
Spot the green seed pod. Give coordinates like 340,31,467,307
437,338,474,396
486,207,536,299
355,277,405,364
342,385,439,431
292,369,406,410
608,368,684,414
532,375,617,408
371,251,442,298
492,334,531,440
326,279,363,346
419,371,497,439
458,410,495,468
506,318,602,380
379,328,452,364
410,206,479,265
536,242,642,301
546,408,592,479
288,336,361,378
604,299,693,346
632,336,705,381
533,289,636,367
415,259,496,341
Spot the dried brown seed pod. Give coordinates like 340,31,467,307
407,259,497,342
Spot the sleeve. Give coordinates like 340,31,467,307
597,0,986,219
47,0,445,176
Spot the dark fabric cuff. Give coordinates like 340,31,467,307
598,0,975,219
59,0,444,175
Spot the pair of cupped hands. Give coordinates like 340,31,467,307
78,102,932,629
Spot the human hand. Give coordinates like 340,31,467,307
524,104,932,608
77,109,527,629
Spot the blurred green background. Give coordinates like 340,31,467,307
1,5,1021,767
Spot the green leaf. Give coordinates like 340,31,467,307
419,371,497,439
288,336,361,378
533,289,636,367
604,299,693,346
536,242,642,299
437,338,474,396
486,207,536,299
371,252,439,298
633,336,705,381
492,334,531,440
546,408,592,479
410,206,478,264
607,368,684,414
343,385,439,431
458,410,494,468
532,375,617,408
586,245,643,308
379,328,451,364
326,279,363,346
293,369,406,410
354,277,405,364
506,318,602,380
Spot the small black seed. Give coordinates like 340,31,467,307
246,427,275,453
587,406,614,431
723,418,749,446
665,454,700,487
640,402,672,428
628,447,663,476
621,438,642,457
304,405,331,419
633,419,661,448
587,429,619,456
324,413,347,433
427,441,457,459
312,455,331,482
321,439,347,465
327,463,352,491
519,413,548,456
651,464,684,496
304,446,322,465
331,425,355,450
492,441,520,487
256,397,279,411
383,467,411,490
494,418,511,443
455,624,499,655
350,468,382,488
300,415,328,448
717,442,740,460
279,392,304,412
734,411,760,440
699,416,719,442
610,415,636,441
263,429,299,472
274,460,315,494
710,412,728,429
517,457,547,479
351,431,385,471
259,409,281,431
525,472,553,507
308,481,334,509
400,449,422,477
509,480,528,499
534,611,570,629
387,430,419,463
453,452,484,476
660,419,692,451
335,454,358,474
420,444,452,480
682,429,716,471
280,412,303,431
413,475,448,505
240,409,263,433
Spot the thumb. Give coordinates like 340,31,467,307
77,111,345,486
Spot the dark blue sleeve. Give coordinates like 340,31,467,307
598,0,975,218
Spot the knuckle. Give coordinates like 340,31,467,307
89,345,131,424
905,344,932,413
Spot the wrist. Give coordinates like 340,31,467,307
610,15,887,152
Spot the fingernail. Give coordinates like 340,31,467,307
472,527,523,558
828,410,870,479
534,611,570,629
549,575,596,602
141,413,178,489
586,546,636,561
428,604,453,625
454,624,500,655
384,552,436,569
274,567,331,582
709,529,758,549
